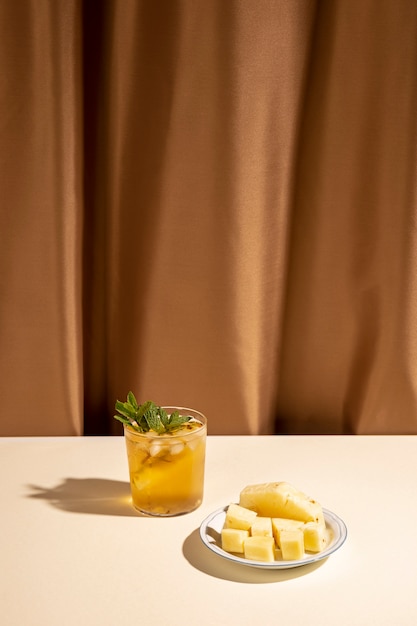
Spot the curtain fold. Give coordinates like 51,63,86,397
276,0,417,433
0,0,83,435
1,0,416,436
89,0,317,435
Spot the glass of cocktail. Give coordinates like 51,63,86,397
120,403,207,516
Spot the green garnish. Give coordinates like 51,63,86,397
114,391,192,434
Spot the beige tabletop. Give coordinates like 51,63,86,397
1,435,416,626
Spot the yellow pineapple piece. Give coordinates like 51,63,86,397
280,529,304,560
224,503,257,530
271,517,304,548
303,521,326,552
244,536,275,562
239,482,324,525
250,516,273,538
221,528,249,553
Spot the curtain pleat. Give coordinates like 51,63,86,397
276,0,417,434
0,0,83,435
89,0,318,435
1,0,416,435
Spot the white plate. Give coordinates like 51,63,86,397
199,506,347,569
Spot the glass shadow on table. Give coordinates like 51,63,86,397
25,478,142,517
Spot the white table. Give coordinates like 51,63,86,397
1,435,416,625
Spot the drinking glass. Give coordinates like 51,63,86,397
123,407,207,516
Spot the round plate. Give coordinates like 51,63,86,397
199,506,347,569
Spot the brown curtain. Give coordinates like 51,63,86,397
1,0,416,436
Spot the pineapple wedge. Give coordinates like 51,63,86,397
244,536,275,562
303,521,326,552
250,516,273,538
221,528,249,553
280,529,304,560
271,517,304,548
239,482,324,525
224,503,257,530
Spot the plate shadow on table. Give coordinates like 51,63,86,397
25,478,142,517
182,528,326,584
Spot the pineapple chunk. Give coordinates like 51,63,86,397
224,503,257,530
272,517,304,548
280,529,304,560
274,545,282,560
221,528,249,553
244,536,275,562
250,516,273,538
239,482,324,525
303,521,326,552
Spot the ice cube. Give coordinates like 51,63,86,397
149,441,167,457
169,442,185,455
186,437,200,451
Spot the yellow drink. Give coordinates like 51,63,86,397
124,407,207,516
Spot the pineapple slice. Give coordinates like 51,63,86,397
271,517,304,548
221,528,249,553
224,503,257,530
250,516,273,538
280,529,304,560
239,482,324,525
303,521,326,552
244,536,275,562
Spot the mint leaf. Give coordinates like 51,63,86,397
136,400,154,423
114,392,193,434
127,391,138,410
115,400,135,420
166,411,191,432
113,413,132,426
144,404,164,434
158,407,169,429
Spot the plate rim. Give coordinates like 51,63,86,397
199,504,347,569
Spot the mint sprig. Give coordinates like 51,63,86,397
114,391,192,434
